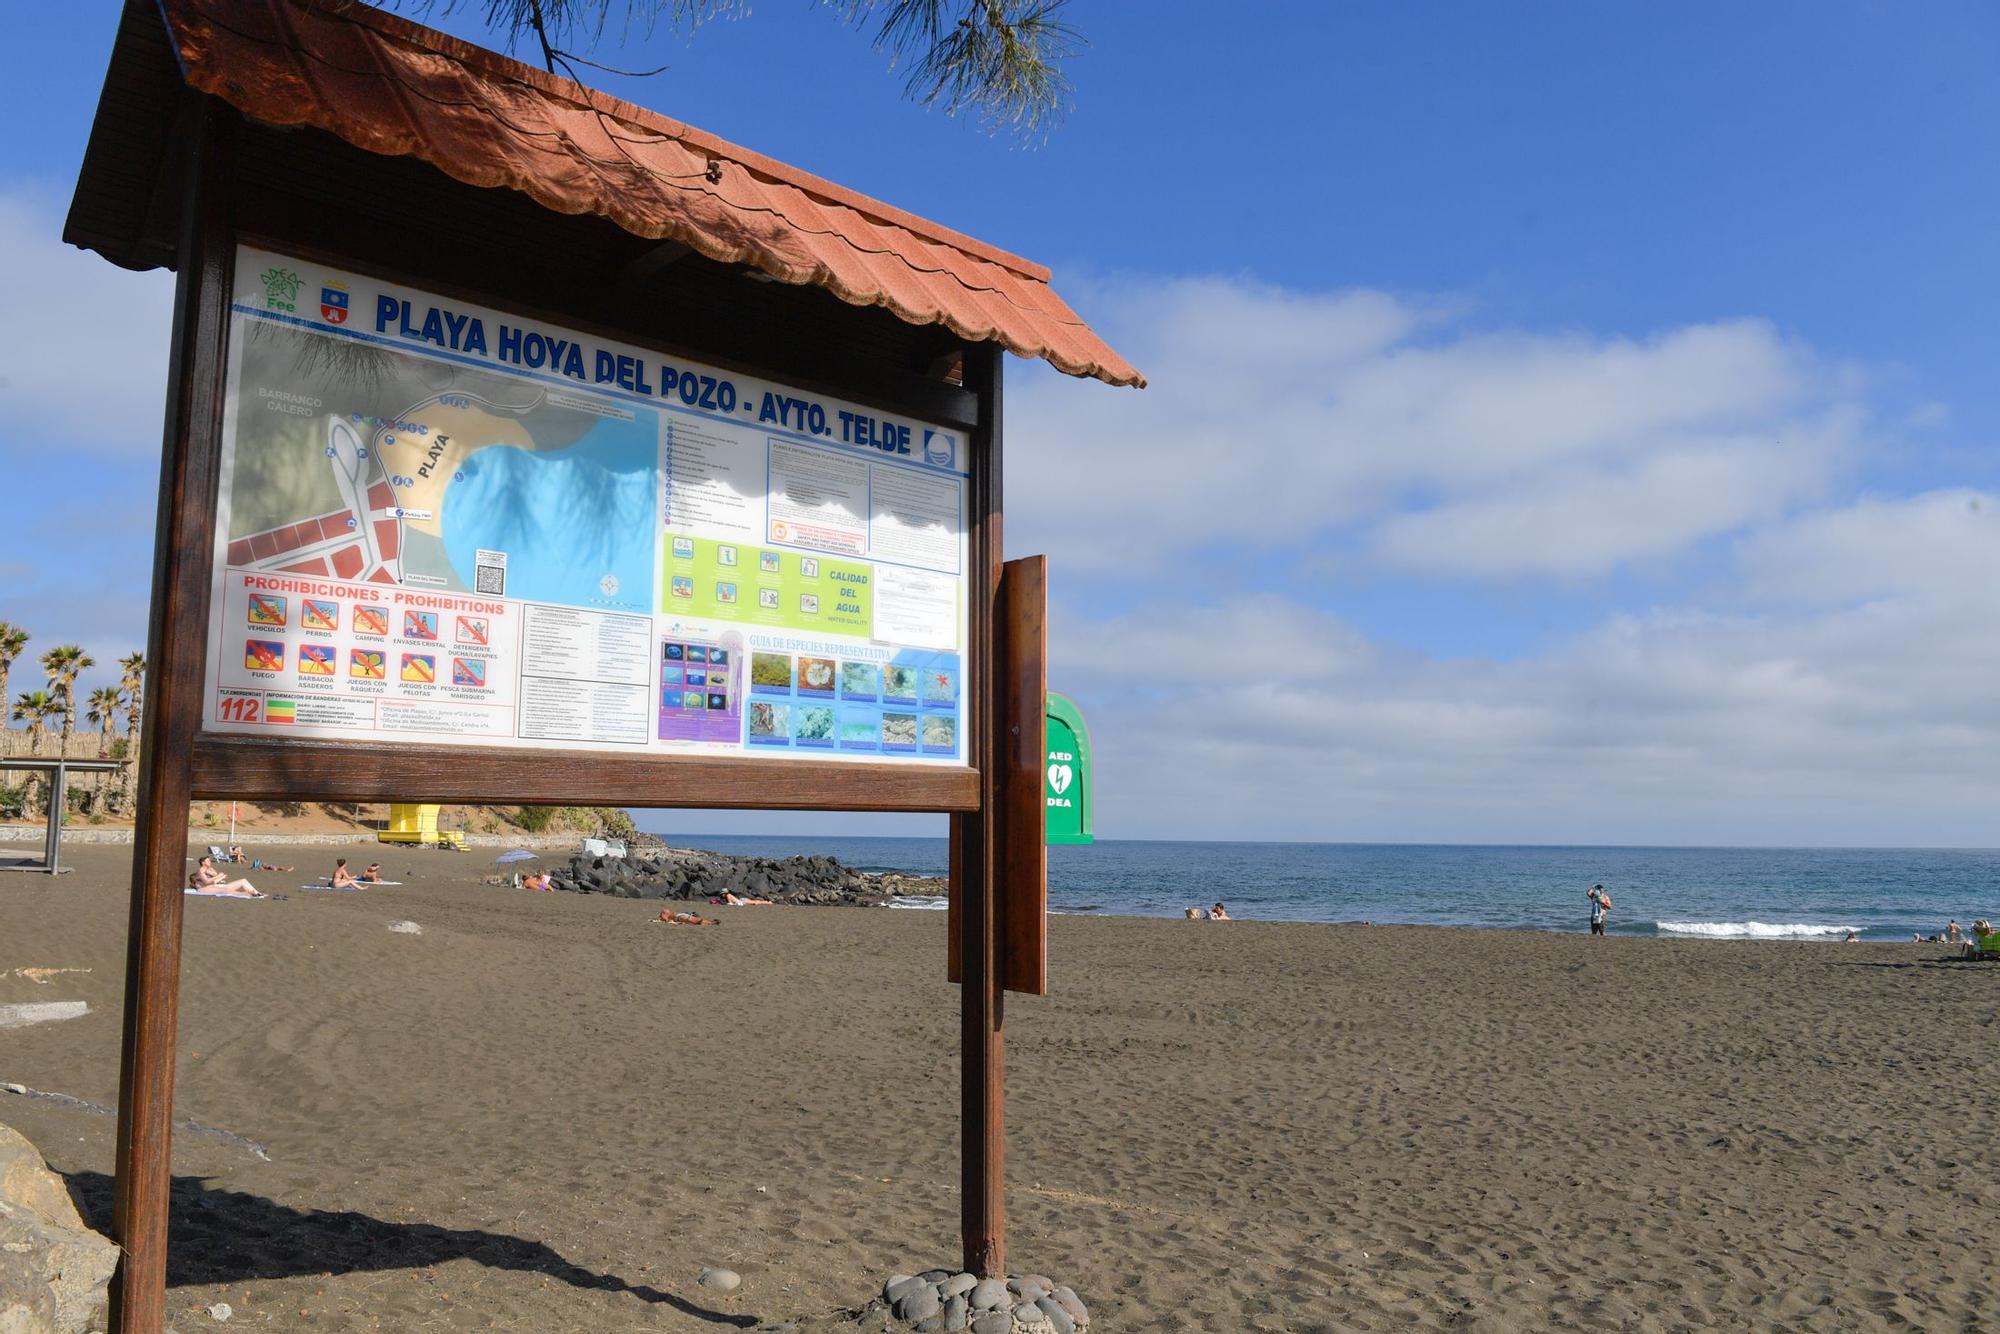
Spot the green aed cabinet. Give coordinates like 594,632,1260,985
1044,691,1094,845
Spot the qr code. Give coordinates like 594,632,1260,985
474,564,505,595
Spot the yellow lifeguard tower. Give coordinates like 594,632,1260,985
380,803,465,849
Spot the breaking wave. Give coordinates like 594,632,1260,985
884,895,948,911
1655,920,1859,939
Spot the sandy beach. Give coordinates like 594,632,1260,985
1,843,1995,1331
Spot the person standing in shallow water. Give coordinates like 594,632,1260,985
1588,884,1612,936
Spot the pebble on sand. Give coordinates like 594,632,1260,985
884,1274,926,1303
969,1278,1009,1310
698,1266,741,1292
1050,1288,1088,1325
880,1268,1087,1332
895,1283,942,1322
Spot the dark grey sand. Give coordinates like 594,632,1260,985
1,843,1995,1330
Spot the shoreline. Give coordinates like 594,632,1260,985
10,833,1974,942
654,836,2000,941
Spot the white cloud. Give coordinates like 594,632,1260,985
1733,488,2000,606
1370,425,1846,578
1051,561,2000,845
0,184,175,455
1012,276,1856,580
998,274,2000,842
1011,267,1999,844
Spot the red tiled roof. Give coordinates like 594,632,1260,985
154,0,1143,388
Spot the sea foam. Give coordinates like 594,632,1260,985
1655,920,1858,939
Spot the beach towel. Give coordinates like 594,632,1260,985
298,884,359,892
185,889,266,899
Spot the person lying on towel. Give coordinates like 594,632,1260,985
190,856,263,898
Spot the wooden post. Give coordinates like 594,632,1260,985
111,98,236,1334
958,342,1006,1278
999,557,1049,997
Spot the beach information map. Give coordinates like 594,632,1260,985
203,245,969,765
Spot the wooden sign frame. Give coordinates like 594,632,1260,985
948,555,1049,996
108,98,1047,1331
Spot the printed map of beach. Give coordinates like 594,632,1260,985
225,321,657,614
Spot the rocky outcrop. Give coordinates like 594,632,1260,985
0,1121,118,1333
542,850,945,907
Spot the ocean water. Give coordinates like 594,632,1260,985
664,836,2000,941
441,418,658,612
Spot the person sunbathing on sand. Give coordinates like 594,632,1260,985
331,859,361,889
519,871,551,892
1185,906,1204,920
1209,902,1230,921
361,863,384,883
191,856,262,897
655,908,718,926
722,890,773,906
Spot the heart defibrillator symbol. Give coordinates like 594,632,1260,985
1047,763,1073,795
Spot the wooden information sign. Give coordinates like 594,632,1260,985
64,4,1141,1328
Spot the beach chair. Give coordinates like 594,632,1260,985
206,845,226,861
1976,930,2000,961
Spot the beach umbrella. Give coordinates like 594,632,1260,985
493,849,540,864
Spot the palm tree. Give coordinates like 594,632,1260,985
85,685,127,815
119,652,146,739
40,645,93,757
0,623,26,732
87,686,123,751
13,696,61,756
12,691,59,755
117,651,146,814
12,690,63,820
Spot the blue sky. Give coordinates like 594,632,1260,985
4,2,1998,844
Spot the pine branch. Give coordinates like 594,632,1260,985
380,0,1079,138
